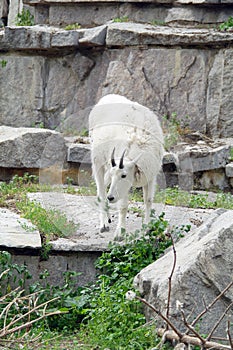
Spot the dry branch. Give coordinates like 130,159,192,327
186,280,233,335
157,328,232,350
166,232,176,328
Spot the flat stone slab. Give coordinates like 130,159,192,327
0,208,41,249
2,24,233,52
27,192,214,251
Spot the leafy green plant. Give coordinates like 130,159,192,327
151,19,165,26
77,213,187,348
113,16,129,23
64,23,81,30
1,60,7,68
15,9,35,26
219,16,233,31
0,206,189,348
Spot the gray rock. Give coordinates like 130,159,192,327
79,25,107,47
1,24,233,137
27,192,214,251
178,144,231,172
106,23,233,47
0,126,67,168
67,143,91,163
165,6,233,24
0,208,41,248
134,209,233,336
225,163,233,177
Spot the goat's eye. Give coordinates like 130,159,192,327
121,174,127,178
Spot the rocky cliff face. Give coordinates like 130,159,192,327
1,21,233,138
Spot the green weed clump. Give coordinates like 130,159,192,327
219,16,233,31
0,173,78,242
155,186,233,210
76,212,189,349
15,9,35,26
64,23,81,30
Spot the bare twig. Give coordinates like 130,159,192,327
157,328,231,350
0,310,66,338
181,310,206,345
135,295,183,339
227,320,233,350
206,303,233,341
135,296,183,338
166,232,177,329
186,280,233,335
1,296,60,335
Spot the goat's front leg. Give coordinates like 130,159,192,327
114,198,128,240
94,166,110,233
143,179,155,224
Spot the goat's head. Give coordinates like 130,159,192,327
107,148,137,204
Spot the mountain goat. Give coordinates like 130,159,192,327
89,94,164,238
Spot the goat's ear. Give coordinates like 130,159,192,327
111,147,116,167
119,149,127,169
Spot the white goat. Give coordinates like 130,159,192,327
89,94,164,238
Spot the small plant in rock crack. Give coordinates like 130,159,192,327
219,16,233,31
162,112,191,150
15,9,35,26
1,60,7,68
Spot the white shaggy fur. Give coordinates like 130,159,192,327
89,94,164,238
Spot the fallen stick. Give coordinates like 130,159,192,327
157,328,232,350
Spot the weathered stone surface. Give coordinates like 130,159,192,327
27,192,214,250
67,143,91,163
225,163,233,177
4,26,80,50
1,24,233,136
0,208,41,248
134,209,233,336
78,25,107,47
23,0,233,27
178,143,231,172
106,22,233,47
165,6,233,24
0,126,67,168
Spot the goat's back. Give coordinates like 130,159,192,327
89,95,164,184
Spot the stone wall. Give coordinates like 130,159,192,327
1,24,233,137
23,0,233,28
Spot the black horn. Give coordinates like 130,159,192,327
119,149,126,169
111,147,116,167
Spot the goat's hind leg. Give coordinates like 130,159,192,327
94,165,110,233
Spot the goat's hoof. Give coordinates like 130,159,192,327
100,225,110,233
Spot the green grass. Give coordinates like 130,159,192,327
154,186,233,210
64,23,81,30
0,174,78,243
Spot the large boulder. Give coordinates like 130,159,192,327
134,209,233,336
0,126,67,168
